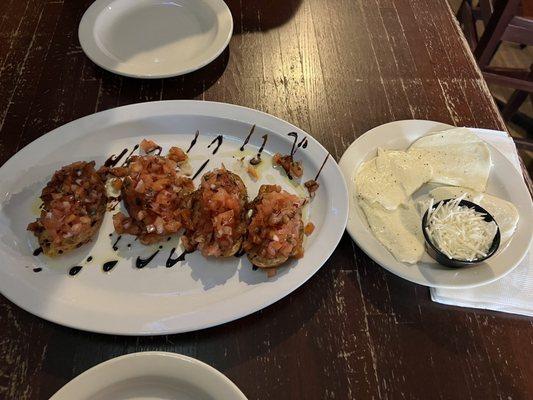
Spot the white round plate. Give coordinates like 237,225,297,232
339,120,533,289
0,100,348,335
78,0,233,78
50,352,247,400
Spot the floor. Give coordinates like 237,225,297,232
449,0,532,175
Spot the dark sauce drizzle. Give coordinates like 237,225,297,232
104,148,128,167
69,266,82,276
120,144,139,167
86,256,93,262
33,267,42,273
187,130,200,153
192,159,209,180
33,247,43,256
288,132,299,157
252,265,258,271
103,260,118,272
146,146,162,155
250,134,268,165
208,135,223,154
112,235,122,251
281,132,308,180
234,247,246,258
108,198,121,211
240,125,256,151
165,248,191,268
298,137,308,149
136,250,159,269
314,153,330,181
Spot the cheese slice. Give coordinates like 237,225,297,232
355,149,432,210
360,199,425,264
408,128,491,192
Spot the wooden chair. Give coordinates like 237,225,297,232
457,0,533,150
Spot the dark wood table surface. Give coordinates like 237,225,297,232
1,0,531,399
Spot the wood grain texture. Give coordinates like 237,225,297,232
0,1,531,399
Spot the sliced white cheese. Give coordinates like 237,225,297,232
477,193,519,243
359,199,425,264
355,149,432,210
408,128,491,192
418,186,519,243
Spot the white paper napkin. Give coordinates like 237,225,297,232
430,128,533,317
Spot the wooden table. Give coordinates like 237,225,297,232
1,0,531,399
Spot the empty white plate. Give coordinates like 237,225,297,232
78,0,233,78
50,352,247,400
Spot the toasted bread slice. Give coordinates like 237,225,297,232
27,161,107,257
244,185,304,269
111,152,194,245
183,168,248,257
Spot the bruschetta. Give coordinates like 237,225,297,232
27,161,107,256
244,184,304,271
182,167,248,257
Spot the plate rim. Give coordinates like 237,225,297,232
50,351,248,400
339,119,533,289
78,0,234,79
0,100,349,335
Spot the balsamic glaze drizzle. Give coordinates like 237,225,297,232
146,146,162,155
108,199,120,211
33,267,42,273
33,247,43,256
208,135,224,155
298,137,308,149
187,130,200,153
165,248,191,268
136,250,159,269
240,125,256,151
103,260,118,272
112,235,122,251
250,134,268,165
120,144,139,166
288,132,299,157
69,266,82,276
314,153,330,181
104,148,128,167
192,159,209,180
258,134,268,155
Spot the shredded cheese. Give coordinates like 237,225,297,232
425,194,498,261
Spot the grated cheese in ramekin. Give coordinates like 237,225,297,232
425,194,498,261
